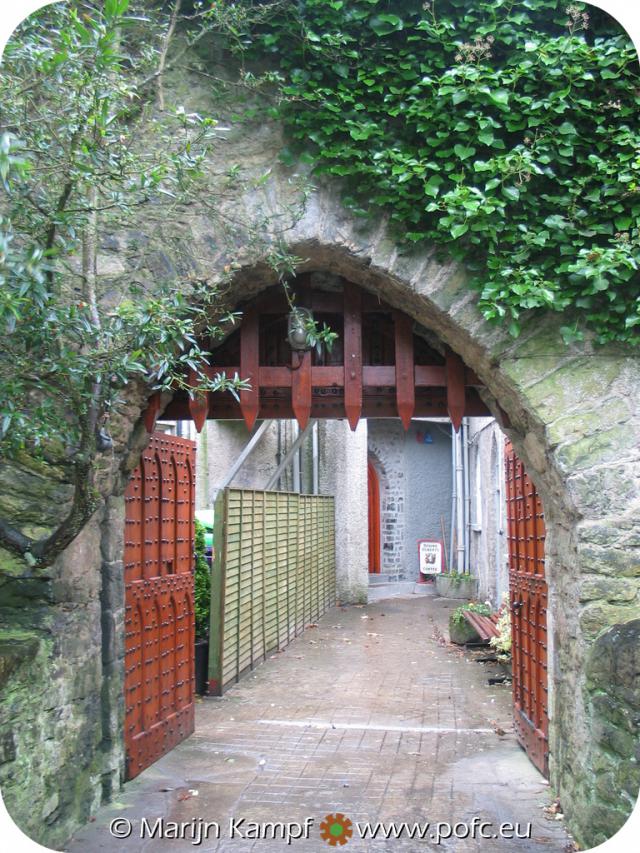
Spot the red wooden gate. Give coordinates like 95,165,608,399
124,432,196,779
505,440,549,776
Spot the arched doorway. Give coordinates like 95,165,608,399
102,235,638,848
367,461,381,574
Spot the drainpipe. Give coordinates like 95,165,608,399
265,420,317,491
292,421,301,493
449,426,456,572
462,417,471,574
455,426,465,573
312,421,319,495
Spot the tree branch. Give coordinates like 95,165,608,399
156,0,182,111
30,460,100,565
0,519,34,556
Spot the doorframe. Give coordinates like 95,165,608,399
368,460,381,574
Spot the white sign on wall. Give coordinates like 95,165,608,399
418,539,444,575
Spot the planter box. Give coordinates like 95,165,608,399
195,639,209,696
448,614,481,645
435,574,479,599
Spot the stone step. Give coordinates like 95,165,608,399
368,573,392,585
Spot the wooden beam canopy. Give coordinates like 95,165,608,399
162,278,486,427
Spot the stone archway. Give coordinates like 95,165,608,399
2,173,638,848
116,202,638,843
153,189,637,844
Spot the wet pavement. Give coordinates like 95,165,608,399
67,593,571,852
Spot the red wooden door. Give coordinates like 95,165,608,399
505,440,549,776
124,433,196,779
368,462,381,573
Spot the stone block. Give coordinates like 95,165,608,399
616,760,640,800
100,609,119,666
598,723,636,759
579,802,629,849
101,561,124,608
569,468,639,517
580,604,638,639
578,544,640,578
100,496,125,563
578,577,639,604
0,731,16,764
52,514,103,604
556,424,638,472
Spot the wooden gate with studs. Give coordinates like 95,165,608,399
123,432,196,779
505,439,549,777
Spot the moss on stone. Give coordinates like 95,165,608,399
580,603,639,638
556,424,638,472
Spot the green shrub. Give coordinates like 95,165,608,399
490,595,512,661
440,571,475,586
451,601,491,627
194,519,210,640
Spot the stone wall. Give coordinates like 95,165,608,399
367,420,407,579
581,619,640,845
0,507,115,849
318,420,369,604
468,419,509,608
0,389,148,847
368,419,453,580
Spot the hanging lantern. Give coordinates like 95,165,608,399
287,307,314,351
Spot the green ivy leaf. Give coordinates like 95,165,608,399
502,185,520,202
450,223,469,239
369,14,404,36
454,144,476,160
489,89,510,108
425,175,443,197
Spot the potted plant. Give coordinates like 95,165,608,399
435,571,479,599
194,518,211,695
449,601,492,644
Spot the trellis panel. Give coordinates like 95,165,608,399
209,489,335,694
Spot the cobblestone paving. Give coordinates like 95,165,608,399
68,594,571,852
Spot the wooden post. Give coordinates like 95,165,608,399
207,489,226,696
394,312,415,430
446,350,466,432
291,350,312,430
240,305,260,431
144,392,162,433
343,281,363,430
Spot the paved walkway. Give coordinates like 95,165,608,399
68,594,571,852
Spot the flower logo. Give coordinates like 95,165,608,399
320,813,353,846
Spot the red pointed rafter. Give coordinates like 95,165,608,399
446,350,466,432
187,369,209,433
343,281,363,430
144,392,162,433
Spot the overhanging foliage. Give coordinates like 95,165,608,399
243,0,640,343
